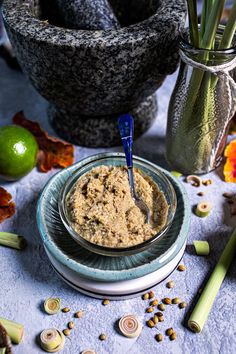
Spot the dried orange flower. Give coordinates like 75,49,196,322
223,139,236,183
13,111,74,173
0,187,16,223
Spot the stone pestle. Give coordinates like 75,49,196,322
55,0,120,30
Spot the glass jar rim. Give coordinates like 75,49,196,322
180,25,236,55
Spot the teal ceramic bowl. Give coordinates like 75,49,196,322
36,153,191,282
58,154,177,256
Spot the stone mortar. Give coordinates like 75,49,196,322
3,0,186,147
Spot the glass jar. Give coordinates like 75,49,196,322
166,28,236,174
0,3,4,44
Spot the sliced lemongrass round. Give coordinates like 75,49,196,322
195,202,212,217
186,175,202,186
119,315,142,338
81,350,97,354
40,328,65,353
193,240,210,256
186,175,202,187
44,298,61,315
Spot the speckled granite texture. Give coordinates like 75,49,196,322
1,56,236,354
55,0,120,30
3,0,186,146
49,94,157,147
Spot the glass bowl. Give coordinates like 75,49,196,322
58,153,177,257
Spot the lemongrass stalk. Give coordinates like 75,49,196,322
0,232,27,250
188,228,236,333
168,1,226,173
200,0,216,40
187,0,199,47
206,0,215,22
0,318,24,344
200,0,226,49
0,348,6,354
219,1,236,49
181,0,224,110
210,1,236,90
200,0,207,40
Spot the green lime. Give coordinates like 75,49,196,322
0,125,39,181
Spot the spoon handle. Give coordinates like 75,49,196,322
118,113,134,168
118,114,136,198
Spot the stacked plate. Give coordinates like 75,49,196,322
37,156,190,299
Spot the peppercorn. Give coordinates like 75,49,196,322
179,302,187,309
177,264,186,271
170,332,177,341
99,334,107,341
153,315,159,324
146,319,155,328
172,297,181,305
197,192,204,196
102,299,110,306
149,291,155,299
68,321,74,329
62,307,70,313
155,333,163,342
203,179,212,186
166,328,174,336
163,297,171,305
158,304,165,311
146,307,154,313
155,312,163,317
166,281,174,289
63,329,71,336
150,299,158,306
74,310,84,318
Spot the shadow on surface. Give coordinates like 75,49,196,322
13,192,82,296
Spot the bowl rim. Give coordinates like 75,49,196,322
36,153,191,281
2,0,186,47
58,153,177,256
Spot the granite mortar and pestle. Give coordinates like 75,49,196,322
55,0,121,30
2,0,186,147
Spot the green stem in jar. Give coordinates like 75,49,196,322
200,0,215,40
167,0,232,173
187,0,199,47
200,0,226,49
211,0,236,89
188,228,236,332
219,1,236,50
0,232,27,250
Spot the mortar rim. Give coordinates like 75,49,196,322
2,0,186,47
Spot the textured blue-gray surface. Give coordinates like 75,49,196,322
0,57,236,354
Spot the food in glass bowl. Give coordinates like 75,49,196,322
66,165,169,248
59,153,176,256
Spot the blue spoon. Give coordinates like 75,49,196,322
118,114,151,224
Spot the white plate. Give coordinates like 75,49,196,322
46,241,186,300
